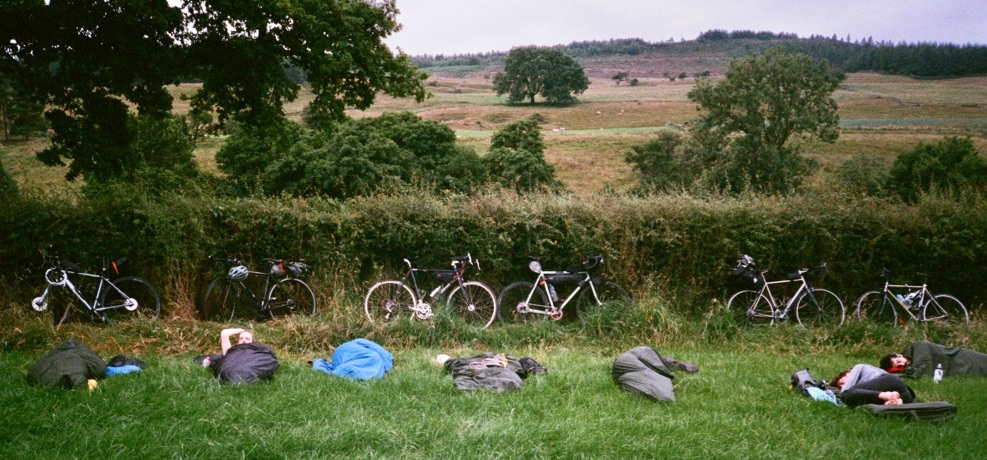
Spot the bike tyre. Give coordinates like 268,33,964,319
447,281,498,329
726,290,774,326
854,291,898,325
795,288,845,328
922,294,969,325
497,282,546,323
266,278,317,319
364,280,416,324
101,276,161,322
575,280,631,321
201,277,243,323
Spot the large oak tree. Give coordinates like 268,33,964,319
492,47,589,105
0,0,427,182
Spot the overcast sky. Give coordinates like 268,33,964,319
385,0,987,56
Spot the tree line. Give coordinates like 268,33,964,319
413,32,987,78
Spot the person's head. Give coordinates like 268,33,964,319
879,353,910,372
237,331,254,345
830,370,851,388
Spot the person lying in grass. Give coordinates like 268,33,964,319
196,328,255,368
830,364,915,407
879,342,987,379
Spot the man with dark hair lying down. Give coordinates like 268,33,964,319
879,341,987,379
830,363,915,407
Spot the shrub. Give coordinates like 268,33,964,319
886,136,987,202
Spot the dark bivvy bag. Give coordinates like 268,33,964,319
860,401,957,422
214,342,279,384
27,338,107,389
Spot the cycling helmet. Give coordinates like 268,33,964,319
227,265,249,281
270,263,285,278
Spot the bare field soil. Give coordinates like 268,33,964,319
6,74,987,195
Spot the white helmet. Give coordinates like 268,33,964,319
227,265,249,281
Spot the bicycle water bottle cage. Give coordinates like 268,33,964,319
228,265,249,281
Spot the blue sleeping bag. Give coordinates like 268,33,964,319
312,338,393,380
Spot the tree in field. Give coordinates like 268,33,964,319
0,76,46,141
886,137,987,202
687,47,843,193
0,0,427,183
612,71,630,86
484,119,560,192
492,47,589,104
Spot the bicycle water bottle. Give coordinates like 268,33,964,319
548,284,559,302
933,363,943,383
896,293,912,308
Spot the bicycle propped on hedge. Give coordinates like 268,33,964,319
725,255,845,327
497,253,631,323
32,250,161,326
363,254,498,329
854,268,968,327
201,256,316,322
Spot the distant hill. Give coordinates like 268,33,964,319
412,30,987,80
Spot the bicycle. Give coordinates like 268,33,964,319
497,253,631,323
363,253,498,329
31,250,161,326
201,256,317,322
854,268,968,326
725,255,845,327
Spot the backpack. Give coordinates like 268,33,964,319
791,368,829,395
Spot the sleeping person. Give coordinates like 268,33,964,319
830,363,915,407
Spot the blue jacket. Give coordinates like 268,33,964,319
313,338,393,380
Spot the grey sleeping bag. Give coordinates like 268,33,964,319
443,353,542,392
902,341,987,379
611,346,676,402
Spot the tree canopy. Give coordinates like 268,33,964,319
492,47,589,104
0,0,428,182
686,48,843,193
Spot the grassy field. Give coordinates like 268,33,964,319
2,325,986,459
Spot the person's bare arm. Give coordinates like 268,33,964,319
221,328,246,354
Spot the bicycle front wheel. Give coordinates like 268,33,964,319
101,276,161,322
201,278,245,322
364,280,416,324
447,281,498,329
922,294,969,325
726,290,774,325
854,291,898,325
266,278,317,319
497,282,546,323
795,288,845,328
576,280,631,321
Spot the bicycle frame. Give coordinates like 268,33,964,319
398,256,470,319
745,269,816,323
513,269,594,320
880,283,929,323
33,264,136,320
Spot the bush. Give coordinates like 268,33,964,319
887,136,987,202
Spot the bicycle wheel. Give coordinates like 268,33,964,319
446,281,498,329
854,291,898,325
364,280,416,323
795,288,845,328
497,282,547,323
726,290,774,325
922,294,969,325
101,276,161,322
201,277,245,323
576,280,631,321
265,278,317,319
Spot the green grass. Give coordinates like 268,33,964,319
2,340,985,459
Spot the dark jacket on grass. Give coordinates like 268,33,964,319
27,338,106,389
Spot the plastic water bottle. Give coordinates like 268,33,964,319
547,284,559,302
896,293,911,308
933,363,944,383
